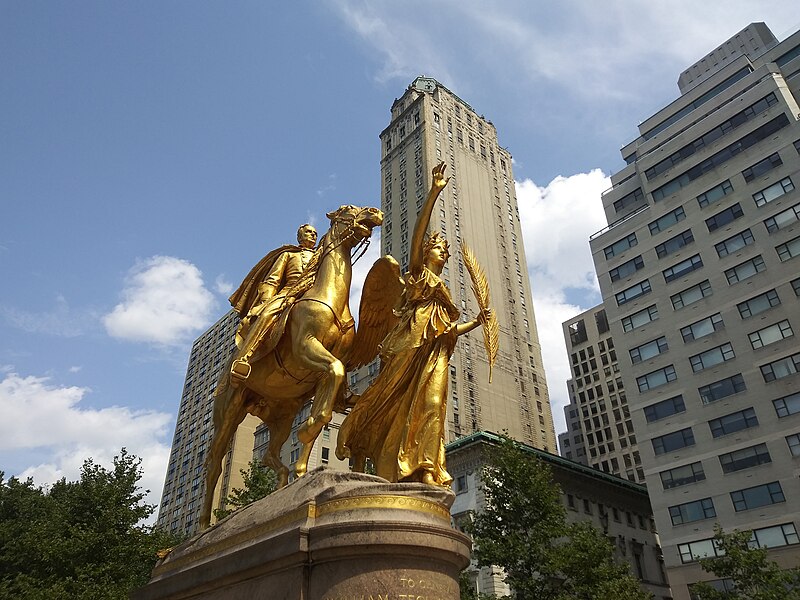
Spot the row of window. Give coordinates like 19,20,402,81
660,431,800,492
679,523,798,563
603,171,796,260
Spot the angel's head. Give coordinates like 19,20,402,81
423,231,450,271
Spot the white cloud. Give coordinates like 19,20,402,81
0,371,172,511
349,230,382,325
0,294,96,337
103,256,216,346
517,170,610,298
517,170,611,434
214,274,234,296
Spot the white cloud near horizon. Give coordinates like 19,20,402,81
0,371,172,511
517,170,611,435
103,256,216,347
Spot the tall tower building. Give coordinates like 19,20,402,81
156,310,260,537
558,306,645,484
376,77,555,450
589,23,800,598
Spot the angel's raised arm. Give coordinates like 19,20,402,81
409,162,450,273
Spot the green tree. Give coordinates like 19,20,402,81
213,459,277,521
0,449,181,600
691,524,800,599
468,435,650,600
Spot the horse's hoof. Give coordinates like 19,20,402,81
297,417,315,444
295,463,307,477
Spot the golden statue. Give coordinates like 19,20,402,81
200,206,383,529
336,163,493,486
228,224,318,381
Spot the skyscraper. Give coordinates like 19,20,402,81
156,310,259,537
375,76,555,450
589,23,800,598
558,305,645,484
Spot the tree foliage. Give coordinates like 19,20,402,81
468,435,650,600
691,524,800,599
212,459,277,521
0,449,181,600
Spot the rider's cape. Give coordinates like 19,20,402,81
228,244,302,317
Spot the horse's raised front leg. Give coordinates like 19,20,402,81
295,336,345,447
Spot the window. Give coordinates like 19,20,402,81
652,427,694,455
637,365,677,392
749,320,793,350
719,443,771,473
753,177,794,207
776,235,800,262
742,152,782,182
725,255,765,284
656,230,694,258
750,523,799,549
715,228,754,257
660,462,705,489
690,343,735,372
731,482,784,511
679,538,722,563
671,280,712,309
649,206,686,235
454,474,468,494
681,313,724,342
630,336,669,364
774,392,800,418
788,434,800,457
699,374,746,404
669,498,716,525
794,277,800,296
737,289,780,318
622,305,658,332
764,202,800,233
760,352,800,382
709,407,758,438
706,203,744,232
613,188,645,213
697,180,734,208
616,279,651,306
603,233,638,259
663,254,703,283
609,255,644,281
644,395,685,422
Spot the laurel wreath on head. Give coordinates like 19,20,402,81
461,242,499,383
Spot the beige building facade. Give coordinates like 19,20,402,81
372,76,556,451
558,305,645,483
589,23,800,598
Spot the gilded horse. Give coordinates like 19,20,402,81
199,205,383,529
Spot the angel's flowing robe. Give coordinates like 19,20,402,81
337,267,460,485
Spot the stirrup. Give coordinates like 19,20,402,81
230,358,252,384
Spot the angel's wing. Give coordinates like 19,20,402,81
347,255,404,370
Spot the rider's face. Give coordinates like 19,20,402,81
297,225,318,249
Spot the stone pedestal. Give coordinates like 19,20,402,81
133,468,471,599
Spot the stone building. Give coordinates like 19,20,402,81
448,431,672,599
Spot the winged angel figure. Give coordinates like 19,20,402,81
336,162,492,486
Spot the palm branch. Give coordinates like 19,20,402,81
461,242,500,382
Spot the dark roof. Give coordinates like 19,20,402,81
446,431,648,497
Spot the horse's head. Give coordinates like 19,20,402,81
326,205,384,248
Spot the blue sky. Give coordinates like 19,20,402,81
2,2,798,503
